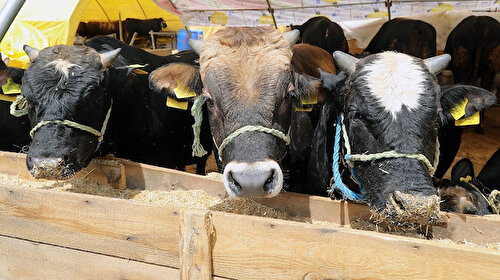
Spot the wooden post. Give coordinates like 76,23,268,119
179,210,214,280
129,32,138,46
118,12,123,42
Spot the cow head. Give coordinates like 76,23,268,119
436,158,491,215
21,44,127,179
322,51,495,225
150,27,320,197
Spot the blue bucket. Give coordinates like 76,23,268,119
177,29,203,51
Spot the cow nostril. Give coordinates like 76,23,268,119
263,170,275,193
26,155,33,170
229,172,242,193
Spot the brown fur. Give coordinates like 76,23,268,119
439,185,479,214
199,27,292,103
292,44,336,104
149,63,202,96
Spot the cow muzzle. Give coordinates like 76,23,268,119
27,155,73,179
223,160,283,198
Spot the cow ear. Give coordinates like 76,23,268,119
149,63,202,99
108,67,135,84
292,71,321,104
450,158,475,184
319,69,347,105
0,66,24,88
439,85,496,124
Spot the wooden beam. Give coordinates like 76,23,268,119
0,184,181,267
209,211,500,280
179,210,214,280
0,235,179,280
0,184,498,279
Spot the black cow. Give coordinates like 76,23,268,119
292,16,349,55
20,41,211,179
84,35,198,74
363,18,436,59
150,27,335,198
316,51,495,226
436,148,500,215
445,16,500,91
0,56,30,153
77,18,166,43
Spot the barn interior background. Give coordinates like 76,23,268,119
1,0,500,68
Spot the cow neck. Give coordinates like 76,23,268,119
330,113,440,202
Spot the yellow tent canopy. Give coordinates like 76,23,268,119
0,0,182,68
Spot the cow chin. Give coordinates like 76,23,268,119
369,189,440,228
222,160,284,198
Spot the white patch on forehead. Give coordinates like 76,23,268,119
46,59,80,77
364,52,425,118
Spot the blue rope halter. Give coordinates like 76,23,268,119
331,114,367,202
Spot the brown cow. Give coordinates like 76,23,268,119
150,28,341,197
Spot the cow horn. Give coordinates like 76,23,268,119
423,54,451,75
100,48,121,68
189,39,203,55
283,29,300,48
23,45,40,61
332,51,358,76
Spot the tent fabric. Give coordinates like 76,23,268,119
0,0,91,68
0,0,182,68
81,0,183,29
158,0,500,26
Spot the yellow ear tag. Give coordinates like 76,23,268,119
455,111,480,126
1,78,21,95
173,82,197,99
450,98,468,120
295,106,312,112
132,68,148,75
300,95,318,105
459,175,472,183
0,93,17,102
166,97,188,110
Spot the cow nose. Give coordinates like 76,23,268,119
27,156,65,179
459,198,478,214
223,160,283,198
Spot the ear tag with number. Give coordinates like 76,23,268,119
173,82,197,99
455,111,480,126
1,78,21,94
450,98,468,120
295,106,313,112
166,97,188,110
300,95,318,105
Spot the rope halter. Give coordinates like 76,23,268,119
28,99,113,145
330,113,440,202
214,125,290,162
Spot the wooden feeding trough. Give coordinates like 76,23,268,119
0,151,499,279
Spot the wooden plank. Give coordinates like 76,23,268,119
179,210,214,280
0,183,499,279
209,211,500,280
1,151,499,245
0,235,178,280
0,185,181,268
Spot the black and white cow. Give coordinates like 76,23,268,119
20,42,211,179
316,51,496,225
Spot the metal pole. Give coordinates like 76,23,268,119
386,0,392,21
265,0,278,29
0,0,25,42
